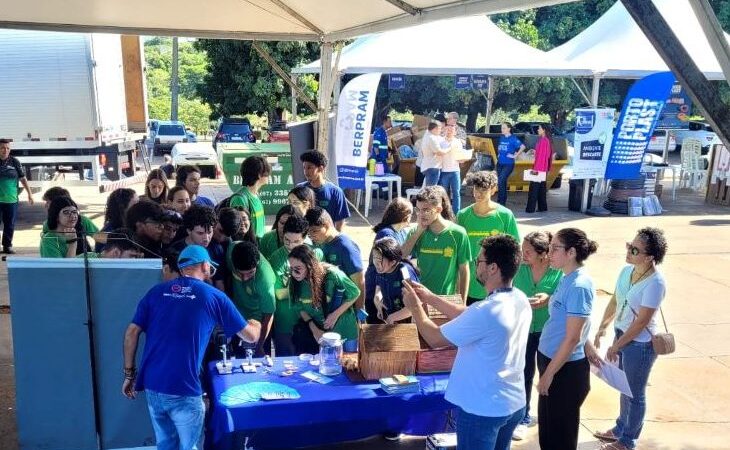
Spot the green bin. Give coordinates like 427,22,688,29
218,143,293,215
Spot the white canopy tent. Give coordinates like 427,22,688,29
547,0,730,80
293,15,584,76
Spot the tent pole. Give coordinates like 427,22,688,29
485,76,495,132
317,42,334,155
581,74,601,213
689,0,730,87
570,77,592,106
252,42,317,112
291,74,298,121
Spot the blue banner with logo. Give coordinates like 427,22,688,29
605,72,676,180
656,82,692,129
472,75,489,90
388,74,405,90
454,74,471,90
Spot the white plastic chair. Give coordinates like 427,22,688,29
678,138,707,190
406,179,426,202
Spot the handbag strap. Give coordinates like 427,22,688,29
629,305,670,335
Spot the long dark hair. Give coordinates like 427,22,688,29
372,237,420,276
237,208,258,244
538,124,553,140
373,198,412,234
289,185,315,206
144,169,169,201
272,205,298,231
288,244,326,309
104,188,137,230
47,196,77,230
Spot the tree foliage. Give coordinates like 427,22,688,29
195,40,319,121
144,37,212,133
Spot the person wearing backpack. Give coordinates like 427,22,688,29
224,156,271,239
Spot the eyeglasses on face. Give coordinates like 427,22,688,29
548,244,566,253
60,209,79,217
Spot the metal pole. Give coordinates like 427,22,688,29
485,76,495,132
317,42,334,155
581,74,601,212
170,37,179,121
291,74,298,121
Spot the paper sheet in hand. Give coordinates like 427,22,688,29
591,362,633,398
523,169,546,182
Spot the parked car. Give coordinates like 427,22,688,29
186,129,198,143
171,142,217,179
213,117,256,150
674,121,716,153
646,129,677,154
150,120,188,155
266,120,290,143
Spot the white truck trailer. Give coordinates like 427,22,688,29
0,29,147,186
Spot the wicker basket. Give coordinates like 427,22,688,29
358,324,420,380
416,295,460,374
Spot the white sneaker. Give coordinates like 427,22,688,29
512,424,528,441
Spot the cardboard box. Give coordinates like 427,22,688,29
388,130,414,150
386,126,402,137
412,114,432,133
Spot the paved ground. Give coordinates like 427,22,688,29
1,168,729,450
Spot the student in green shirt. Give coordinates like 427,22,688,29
511,230,563,439
259,205,298,260
457,171,520,305
402,185,471,302
41,186,99,253
267,215,323,356
288,244,360,353
40,197,80,258
0,139,34,254
229,155,271,239
228,240,276,356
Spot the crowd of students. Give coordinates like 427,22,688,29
34,146,669,450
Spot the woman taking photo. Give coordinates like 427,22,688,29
365,198,413,322
40,197,81,258
371,237,420,324
511,231,563,441
288,244,360,353
526,124,553,214
593,228,668,450
259,205,298,259
537,227,598,450
140,169,169,204
495,122,526,206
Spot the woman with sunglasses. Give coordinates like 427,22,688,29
592,228,668,450
536,227,598,450
288,244,360,354
40,197,80,258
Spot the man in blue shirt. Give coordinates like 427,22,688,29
372,115,391,168
305,206,365,311
298,151,350,231
122,245,261,450
176,165,215,207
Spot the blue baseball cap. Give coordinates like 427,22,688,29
177,245,218,269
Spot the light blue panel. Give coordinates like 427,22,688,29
8,258,97,450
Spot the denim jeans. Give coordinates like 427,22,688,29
611,329,657,449
439,171,461,212
0,201,18,248
145,390,205,450
495,164,514,205
423,168,441,187
521,331,541,425
456,406,525,450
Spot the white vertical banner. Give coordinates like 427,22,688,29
572,108,616,179
335,73,382,189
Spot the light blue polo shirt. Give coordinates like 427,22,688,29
538,267,594,361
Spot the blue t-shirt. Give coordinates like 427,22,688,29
538,267,594,361
132,277,247,396
299,181,350,223
497,135,523,165
321,234,363,276
375,261,419,317
194,195,215,208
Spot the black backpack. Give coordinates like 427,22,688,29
214,189,249,214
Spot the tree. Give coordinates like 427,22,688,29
195,40,319,122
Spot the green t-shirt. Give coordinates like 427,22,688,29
456,204,520,299
411,222,471,295
227,251,276,321
513,263,563,333
258,229,281,260
0,157,23,204
40,231,71,258
230,187,265,239
75,252,100,259
42,215,99,235
290,266,360,341
268,245,324,334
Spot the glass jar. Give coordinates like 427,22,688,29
318,332,344,376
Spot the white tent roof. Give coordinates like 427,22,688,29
0,0,576,42
548,0,729,80
293,15,584,76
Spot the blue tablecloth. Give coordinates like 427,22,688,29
205,357,452,449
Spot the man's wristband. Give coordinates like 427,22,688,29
124,367,137,379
